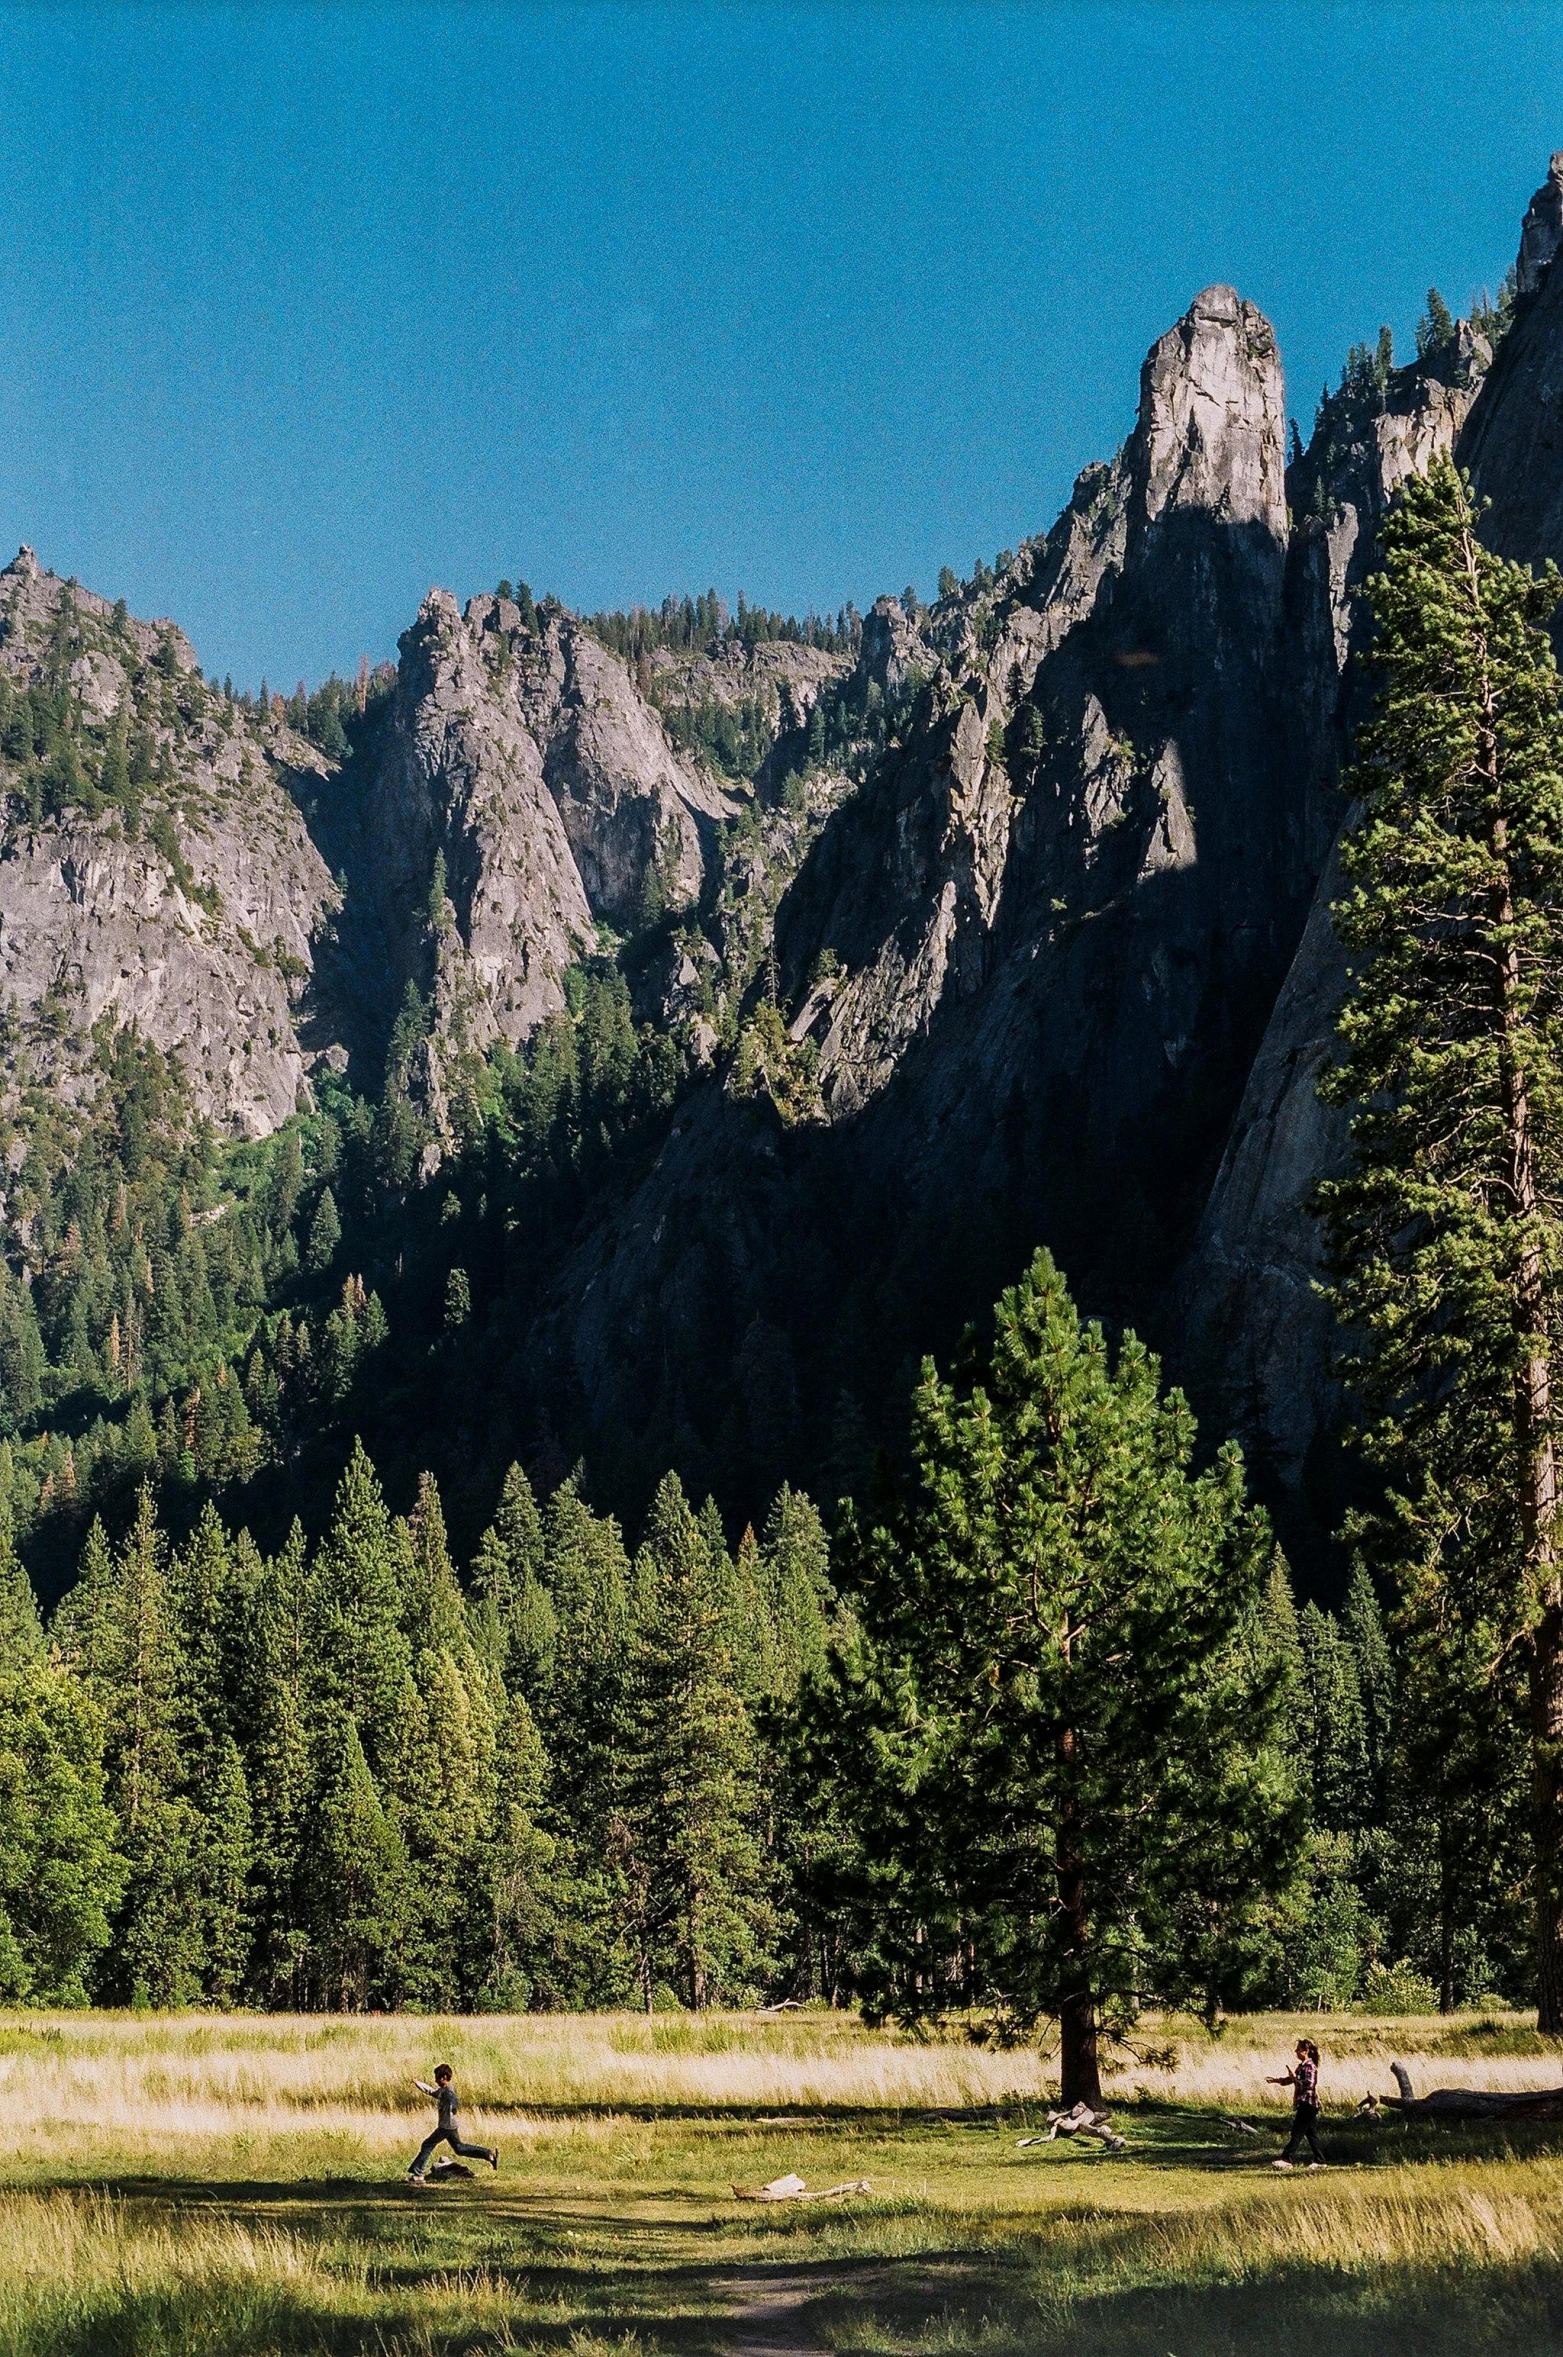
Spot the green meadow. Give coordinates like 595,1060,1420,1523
0,2008,1560,2356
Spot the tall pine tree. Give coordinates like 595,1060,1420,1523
54,1490,202,2003
1319,459,1563,2024
826,1250,1302,2105
619,1474,777,2009
304,1438,412,1772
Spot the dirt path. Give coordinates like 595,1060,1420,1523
716,2260,956,2357
719,2271,836,2357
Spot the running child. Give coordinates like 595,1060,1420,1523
405,2063,499,2182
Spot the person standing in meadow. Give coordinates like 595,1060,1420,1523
405,2063,499,2182
1269,2039,1325,2168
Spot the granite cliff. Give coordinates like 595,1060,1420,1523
304,592,750,1093
0,547,337,1137
1179,157,1563,1560
530,283,1321,1503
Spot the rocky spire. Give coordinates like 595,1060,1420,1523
1127,284,1288,544
1518,151,1563,296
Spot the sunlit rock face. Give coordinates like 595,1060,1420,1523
0,548,337,1137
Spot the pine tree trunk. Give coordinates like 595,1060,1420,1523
1531,1610,1563,2030
1058,1975,1102,2109
1056,1744,1103,2110
1438,1801,1456,2014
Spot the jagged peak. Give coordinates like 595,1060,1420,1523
1518,149,1563,296
1187,281,1244,320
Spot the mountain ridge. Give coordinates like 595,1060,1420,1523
5,159,1562,1575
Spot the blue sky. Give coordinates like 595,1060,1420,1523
0,2,1559,688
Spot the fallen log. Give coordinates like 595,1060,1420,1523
1017,2102,1127,2152
732,2174,873,2202
1361,2061,1563,2124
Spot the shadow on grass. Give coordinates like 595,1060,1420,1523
60,2296,719,2357
1050,2106,1563,2174
47,2181,749,2357
44,2249,1563,2357
811,2254,1563,2357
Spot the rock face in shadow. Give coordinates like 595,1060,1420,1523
1177,148,1563,1565
1460,209,1563,570
531,197,1563,1548
529,287,1328,1501
1517,151,1563,296
0,548,338,1135
1175,325,1493,1558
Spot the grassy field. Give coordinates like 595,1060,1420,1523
2,2008,1562,2356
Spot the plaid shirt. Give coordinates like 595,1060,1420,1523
1293,2057,1319,2110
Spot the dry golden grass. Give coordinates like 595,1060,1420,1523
0,2187,315,2293
1098,2008,1563,2110
1,2001,1552,2146
0,2006,1061,2163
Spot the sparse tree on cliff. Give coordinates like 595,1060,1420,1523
1319,458,1563,2025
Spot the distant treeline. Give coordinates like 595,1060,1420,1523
588,589,858,663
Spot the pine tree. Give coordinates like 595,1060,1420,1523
470,1463,555,1700
1259,1549,1304,1692
825,1249,1302,2105
169,1500,232,1756
243,1522,312,2004
54,1489,203,2003
306,1188,341,1274
0,1458,42,1658
1249,1553,1376,2006
1384,1579,1531,2009
268,1129,305,1240
1342,1563,1395,1813
1299,1602,1371,1831
619,1474,777,2009
399,1473,467,1659
304,1440,412,1771
543,1475,633,1763
201,1736,253,2006
1417,286,1457,357
378,1474,498,2004
0,1658,123,2001
384,1651,492,2006
0,1271,46,1424
1318,459,1563,2023
759,1485,833,1700
511,1478,637,2003
464,1690,554,2009
305,1716,414,2009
